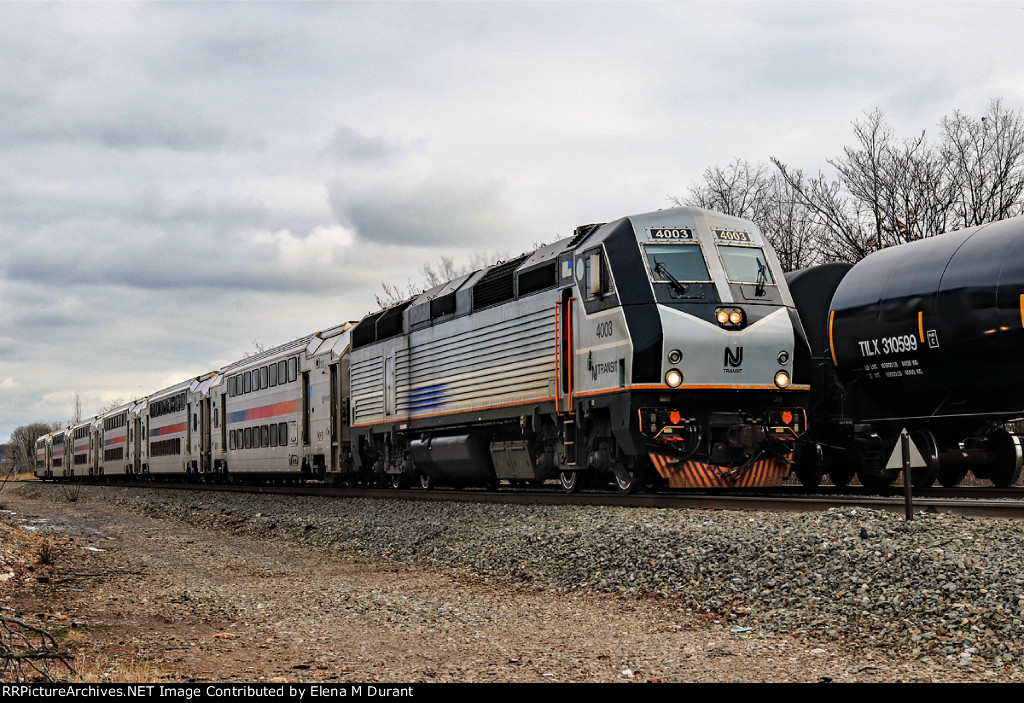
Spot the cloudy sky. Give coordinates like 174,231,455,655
2,1,1023,441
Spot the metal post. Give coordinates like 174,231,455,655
902,430,913,521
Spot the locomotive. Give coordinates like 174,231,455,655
34,206,809,492
348,207,808,492
789,215,1024,488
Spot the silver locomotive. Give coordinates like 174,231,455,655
348,206,808,491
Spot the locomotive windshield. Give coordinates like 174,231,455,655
644,244,711,283
717,245,775,285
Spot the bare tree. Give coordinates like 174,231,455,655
773,109,960,262
684,100,1024,268
7,422,54,476
676,159,824,270
96,398,125,414
373,251,514,309
243,339,267,358
941,98,1024,227
761,179,827,271
70,391,82,426
680,159,775,221
0,615,75,681
373,279,423,309
420,256,462,288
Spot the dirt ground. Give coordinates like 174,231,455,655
0,483,1002,683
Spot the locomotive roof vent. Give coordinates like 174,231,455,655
570,222,603,247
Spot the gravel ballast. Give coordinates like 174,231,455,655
96,487,1024,660
5,482,1024,681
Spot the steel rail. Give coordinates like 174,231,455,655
19,480,1024,519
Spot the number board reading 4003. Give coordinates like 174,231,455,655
649,228,694,240
714,229,751,243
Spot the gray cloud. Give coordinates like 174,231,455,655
337,177,512,246
0,222,359,294
3,1,1024,443
1,107,233,151
320,125,419,163
0,336,16,361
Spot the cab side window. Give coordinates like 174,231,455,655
582,247,613,301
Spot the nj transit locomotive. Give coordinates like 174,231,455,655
789,215,1024,489
34,206,809,491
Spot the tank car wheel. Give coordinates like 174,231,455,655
559,471,580,494
988,429,1023,487
795,464,824,488
939,468,968,488
828,469,854,487
795,443,825,488
907,431,940,489
857,467,899,489
419,473,434,490
910,472,936,489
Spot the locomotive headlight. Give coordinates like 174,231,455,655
777,350,790,365
667,349,683,364
665,369,684,388
715,307,746,329
774,370,791,388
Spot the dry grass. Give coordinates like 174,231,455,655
58,631,172,683
72,654,169,683
60,481,82,503
35,537,56,566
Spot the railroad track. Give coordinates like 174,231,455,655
23,479,1024,519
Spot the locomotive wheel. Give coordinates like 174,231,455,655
389,473,406,489
419,473,434,490
614,470,639,495
559,471,580,494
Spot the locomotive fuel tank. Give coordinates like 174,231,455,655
829,216,1024,422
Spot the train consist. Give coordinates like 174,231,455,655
33,206,1024,491
34,206,810,492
